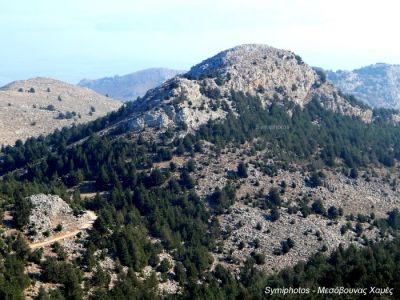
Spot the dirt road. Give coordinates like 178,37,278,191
30,211,97,250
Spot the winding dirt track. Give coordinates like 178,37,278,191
29,211,97,250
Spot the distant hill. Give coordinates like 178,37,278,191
78,68,183,101
326,63,400,109
0,77,122,146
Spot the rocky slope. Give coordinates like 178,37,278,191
120,44,373,134
185,145,398,274
326,63,400,109
78,68,183,101
0,77,122,146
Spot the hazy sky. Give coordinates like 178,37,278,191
1,0,400,86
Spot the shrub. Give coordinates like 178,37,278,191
311,200,326,215
55,224,63,232
314,68,327,83
295,55,304,65
209,184,236,214
46,104,56,111
277,238,295,255
29,248,43,264
252,252,265,265
237,162,248,178
340,225,348,235
270,207,280,222
257,85,265,93
255,222,262,230
355,222,363,236
327,206,339,219
309,172,323,187
286,238,295,248
157,259,171,273
200,87,221,100
238,241,245,250
267,187,282,207
350,168,358,179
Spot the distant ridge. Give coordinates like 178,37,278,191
78,68,183,101
326,63,400,109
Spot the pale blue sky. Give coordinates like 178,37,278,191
1,0,400,86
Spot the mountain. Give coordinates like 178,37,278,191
111,44,373,133
0,77,122,146
326,63,400,109
2,45,400,299
78,68,183,101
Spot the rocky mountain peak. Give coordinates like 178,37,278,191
123,44,373,133
188,44,305,78
187,44,319,107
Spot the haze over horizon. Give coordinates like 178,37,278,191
1,0,400,86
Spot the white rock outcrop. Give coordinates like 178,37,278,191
26,194,91,242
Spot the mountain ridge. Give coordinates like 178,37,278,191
326,63,400,109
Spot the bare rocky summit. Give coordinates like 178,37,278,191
0,77,122,146
327,63,400,109
121,44,373,133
